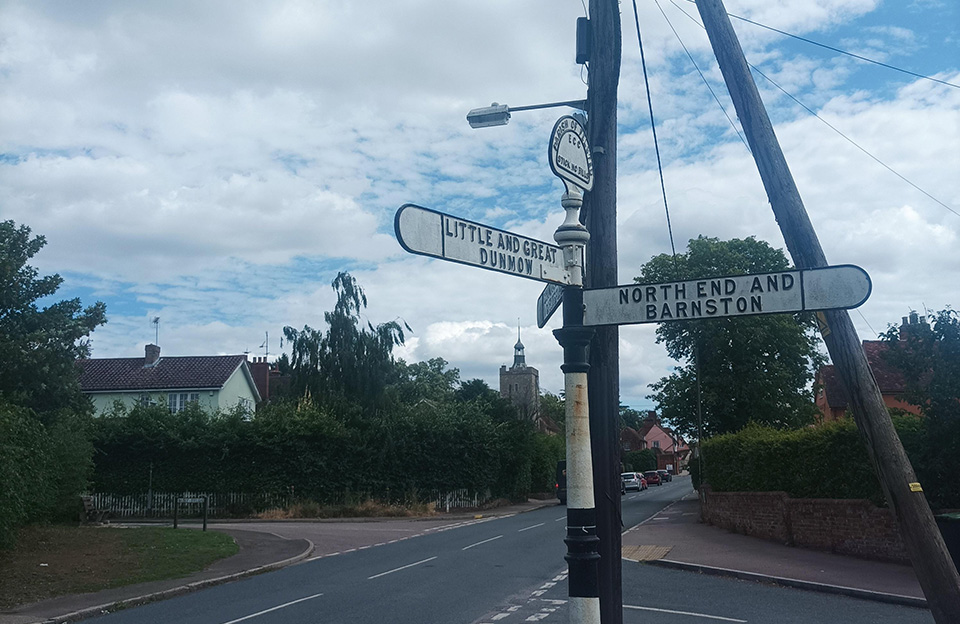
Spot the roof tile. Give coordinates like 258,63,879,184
78,355,247,392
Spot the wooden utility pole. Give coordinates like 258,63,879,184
583,1,622,623
695,1,960,621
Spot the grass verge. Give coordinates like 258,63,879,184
0,525,238,610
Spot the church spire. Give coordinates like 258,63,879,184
513,318,526,368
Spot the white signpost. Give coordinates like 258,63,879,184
582,264,871,327
394,203,571,285
537,283,564,328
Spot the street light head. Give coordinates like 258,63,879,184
466,103,511,128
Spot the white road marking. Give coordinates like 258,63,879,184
368,556,437,579
491,613,511,621
624,605,747,622
518,522,545,532
219,593,323,624
555,515,565,521
463,535,504,550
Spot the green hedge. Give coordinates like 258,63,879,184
693,414,959,510
0,401,93,548
91,399,544,504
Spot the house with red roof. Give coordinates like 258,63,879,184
815,314,924,422
79,344,261,415
620,411,690,473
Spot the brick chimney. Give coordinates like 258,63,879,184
900,312,927,341
144,344,161,367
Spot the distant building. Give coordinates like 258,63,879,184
79,344,261,414
815,313,924,422
620,411,690,474
499,327,547,430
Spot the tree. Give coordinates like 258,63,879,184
540,392,565,432
283,272,407,410
881,309,960,509
0,221,106,544
640,236,823,438
0,220,107,416
880,309,959,423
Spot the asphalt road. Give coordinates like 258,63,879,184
85,478,933,624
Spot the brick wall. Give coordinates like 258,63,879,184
700,486,909,563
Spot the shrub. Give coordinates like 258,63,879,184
697,414,958,510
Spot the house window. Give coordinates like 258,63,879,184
238,397,252,411
653,440,660,449
168,392,200,413
138,394,155,406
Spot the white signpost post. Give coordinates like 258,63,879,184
582,264,871,327
394,203,571,285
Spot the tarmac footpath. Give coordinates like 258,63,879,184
621,493,927,610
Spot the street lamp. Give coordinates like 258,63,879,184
466,99,587,128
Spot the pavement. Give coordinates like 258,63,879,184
621,491,927,610
1,493,929,623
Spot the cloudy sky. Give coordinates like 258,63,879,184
2,0,957,409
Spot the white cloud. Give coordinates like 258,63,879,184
2,0,958,410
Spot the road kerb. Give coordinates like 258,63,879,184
32,539,315,624
643,558,928,610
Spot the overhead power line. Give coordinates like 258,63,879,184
666,0,958,219
678,0,960,89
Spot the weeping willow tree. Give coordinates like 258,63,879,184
283,272,408,411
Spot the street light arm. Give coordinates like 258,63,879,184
466,99,587,128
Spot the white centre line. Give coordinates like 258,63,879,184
624,605,747,622
368,556,437,579
518,522,545,532
462,535,504,550
219,593,323,624
555,515,565,522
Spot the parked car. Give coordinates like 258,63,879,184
657,469,673,483
643,470,662,486
621,472,642,492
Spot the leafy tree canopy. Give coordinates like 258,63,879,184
640,236,824,439
0,220,106,417
881,308,959,423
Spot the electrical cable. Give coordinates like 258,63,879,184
667,0,958,219
674,0,960,90
748,63,958,218
631,0,678,261
653,0,750,154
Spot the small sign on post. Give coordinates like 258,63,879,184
537,283,564,328
395,204,571,285
582,265,870,327
549,115,593,192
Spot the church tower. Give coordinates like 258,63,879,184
500,322,541,424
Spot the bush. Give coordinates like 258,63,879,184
0,401,93,548
530,433,564,493
90,398,546,506
696,414,959,510
622,449,655,473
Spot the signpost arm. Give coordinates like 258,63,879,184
696,1,960,620
584,1,623,621
553,190,601,624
